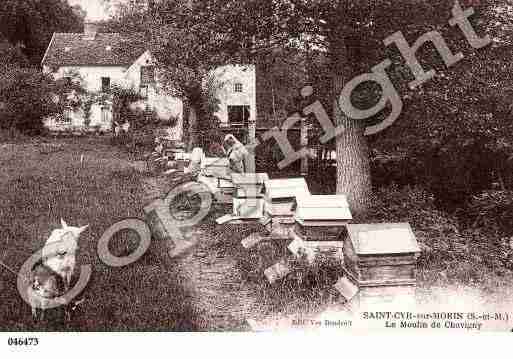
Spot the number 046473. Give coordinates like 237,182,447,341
7,337,39,346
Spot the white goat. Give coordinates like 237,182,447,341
42,219,88,291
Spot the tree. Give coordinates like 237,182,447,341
97,0,150,33
141,1,226,148
0,37,29,67
100,0,507,215
0,64,87,134
0,66,54,133
214,0,502,215
0,0,84,65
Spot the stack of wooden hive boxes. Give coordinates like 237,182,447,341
231,173,269,219
288,195,352,262
262,177,310,238
335,223,421,308
197,157,233,204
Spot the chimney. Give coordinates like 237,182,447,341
83,22,98,40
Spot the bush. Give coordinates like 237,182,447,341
370,150,422,189
462,191,513,237
422,135,497,211
0,65,58,134
0,128,31,143
365,185,513,287
111,86,145,126
0,39,29,67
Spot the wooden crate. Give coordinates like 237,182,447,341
343,223,420,286
288,230,344,263
233,197,265,218
263,178,310,222
356,282,417,308
231,173,269,194
231,173,269,218
334,274,418,309
293,222,346,241
293,194,352,241
202,157,230,178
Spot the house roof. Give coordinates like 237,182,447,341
41,32,147,68
346,223,420,255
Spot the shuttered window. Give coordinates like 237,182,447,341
101,77,110,93
140,66,155,86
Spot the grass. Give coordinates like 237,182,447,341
1,133,511,331
0,135,199,331
207,222,345,321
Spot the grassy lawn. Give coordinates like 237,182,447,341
0,136,198,331
1,135,511,331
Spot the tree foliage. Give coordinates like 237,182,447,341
0,66,55,134
0,37,30,67
0,0,84,65
67,1,513,211
0,65,88,134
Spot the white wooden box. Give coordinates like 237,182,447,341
263,177,310,221
233,197,265,218
343,223,421,287
202,157,230,179
293,194,352,241
231,173,269,195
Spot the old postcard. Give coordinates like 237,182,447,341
0,0,512,353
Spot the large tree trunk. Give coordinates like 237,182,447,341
333,91,373,216
330,9,373,216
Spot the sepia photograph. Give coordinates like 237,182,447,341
0,0,512,345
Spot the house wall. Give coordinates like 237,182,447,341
43,65,124,132
54,65,128,92
43,103,112,132
123,51,184,141
212,64,257,126
43,56,256,139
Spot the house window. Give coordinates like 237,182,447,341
139,85,148,98
234,82,243,93
140,66,155,86
227,105,250,126
58,107,72,125
101,106,111,123
63,77,72,86
101,77,110,93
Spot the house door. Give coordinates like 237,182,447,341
227,105,250,126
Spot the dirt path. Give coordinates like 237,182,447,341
140,173,264,331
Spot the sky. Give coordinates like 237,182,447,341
68,0,110,21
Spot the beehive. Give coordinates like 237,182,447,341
202,157,231,179
263,178,310,224
293,195,352,241
231,173,269,218
287,194,352,261
341,223,421,307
